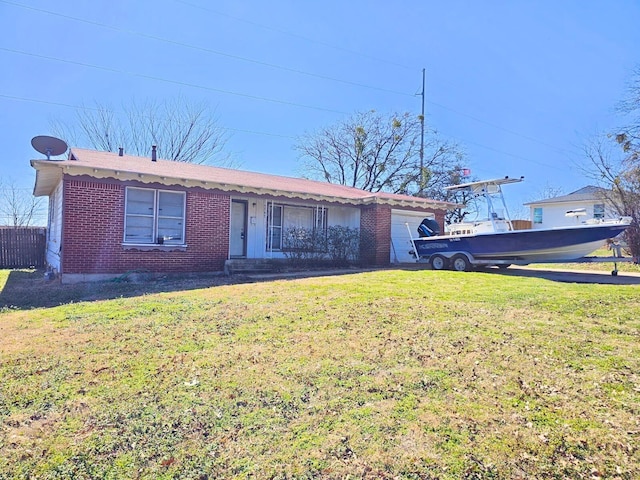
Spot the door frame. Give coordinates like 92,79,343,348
230,199,248,258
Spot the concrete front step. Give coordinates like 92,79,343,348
224,258,286,275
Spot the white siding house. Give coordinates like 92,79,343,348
45,181,63,270
228,196,361,260
524,186,611,229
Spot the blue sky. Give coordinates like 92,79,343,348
1,0,639,223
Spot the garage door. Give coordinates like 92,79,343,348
390,209,435,263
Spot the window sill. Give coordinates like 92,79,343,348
122,243,187,252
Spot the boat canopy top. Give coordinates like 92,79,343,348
445,176,524,194
444,176,524,232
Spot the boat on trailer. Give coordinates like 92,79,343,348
409,177,632,274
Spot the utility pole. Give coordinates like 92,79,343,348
419,68,425,196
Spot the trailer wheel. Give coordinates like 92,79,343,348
450,254,471,272
429,254,448,271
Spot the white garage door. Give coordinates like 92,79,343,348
390,209,435,263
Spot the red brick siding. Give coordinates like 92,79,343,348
433,210,445,232
61,178,230,274
360,204,392,266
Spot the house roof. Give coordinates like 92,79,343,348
31,148,454,210
523,185,606,206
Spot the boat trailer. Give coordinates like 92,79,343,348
415,250,635,276
406,224,636,276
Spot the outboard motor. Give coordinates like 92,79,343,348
417,218,441,237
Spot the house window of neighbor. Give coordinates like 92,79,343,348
594,203,605,219
533,207,543,224
124,187,186,244
266,203,327,251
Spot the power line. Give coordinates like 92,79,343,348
0,93,296,139
0,10,579,172
163,3,582,160
0,93,104,113
427,100,576,156
0,45,574,161
1,1,576,158
1,0,413,98
1,92,570,174
171,0,414,71
461,138,571,172
0,47,349,115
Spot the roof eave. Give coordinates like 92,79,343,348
32,160,454,210
379,199,455,210
31,159,63,196
58,164,366,206
524,197,600,206
362,194,457,210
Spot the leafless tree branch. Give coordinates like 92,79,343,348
296,111,466,197
51,96,234,166
0,178,45,227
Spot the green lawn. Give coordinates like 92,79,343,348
1,269,639,479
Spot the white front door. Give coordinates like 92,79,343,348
230,200,247,257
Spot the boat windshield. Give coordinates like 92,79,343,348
446,176,524,232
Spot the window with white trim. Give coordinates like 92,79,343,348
593,203,605,219
266,202,327,251
48,199,55,239
267,204,283,250
124,187,186,244
533,207,543,224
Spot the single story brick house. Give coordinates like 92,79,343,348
31,148,451,283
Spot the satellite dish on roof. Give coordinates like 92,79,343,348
31,135,68,160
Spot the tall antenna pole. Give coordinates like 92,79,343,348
419,68,425,196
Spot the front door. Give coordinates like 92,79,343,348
230,200,247,257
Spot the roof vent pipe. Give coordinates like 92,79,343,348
118,147,123,157
151,145,157,162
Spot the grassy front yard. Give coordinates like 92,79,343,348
1,269,639,478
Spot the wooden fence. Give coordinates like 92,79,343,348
0,227,46,268
512,220,532,230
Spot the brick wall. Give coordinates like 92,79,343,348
433,210,446,231
359,204,392,266
61,178,230,275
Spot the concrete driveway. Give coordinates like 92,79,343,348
483,265,640,285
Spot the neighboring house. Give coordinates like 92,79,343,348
524,186,611,229
31,148,452,283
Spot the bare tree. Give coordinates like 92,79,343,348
0,179,45,227
616,65,640,158
530,183,565,202
578,67,640,258
506,182,567,222
422,168,479,224
50,97,234,166
582,136,640,258
296,110,465,196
